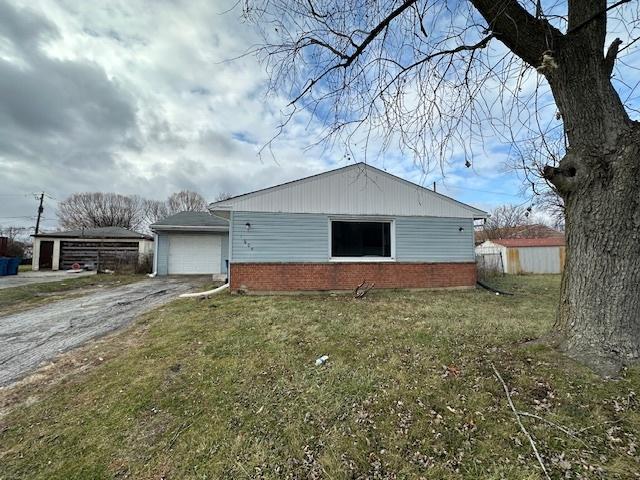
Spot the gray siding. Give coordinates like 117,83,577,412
231,212,328,263
231,212,475,264
156,233,169,275
395,217,475,262
212,164,487,219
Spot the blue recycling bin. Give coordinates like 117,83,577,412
7,257,20,275
0,258,8,276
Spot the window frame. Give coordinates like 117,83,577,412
328,217,396,262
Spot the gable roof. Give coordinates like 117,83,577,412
491,237,565,248
210,163,488,219
150,211,228,231
33,226,151,239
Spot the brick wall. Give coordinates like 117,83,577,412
230,262,477,292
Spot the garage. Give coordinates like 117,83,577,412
168,233,221,274
150,211,229,277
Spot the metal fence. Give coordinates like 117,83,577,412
476,252,504,282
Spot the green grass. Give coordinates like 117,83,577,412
18,265,31,273
0,274,144,315
1,275,638,479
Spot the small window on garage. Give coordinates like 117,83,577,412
330,220,393,259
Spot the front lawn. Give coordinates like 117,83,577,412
0,274,144,316
1,275,638,479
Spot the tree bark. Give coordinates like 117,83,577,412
551,124,640,375
530,5,640,375
471,0,639,375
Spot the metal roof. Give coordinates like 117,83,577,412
150,211,229,231
491,237,565,247
33,226,151,239
476,224,563,244
210,163,488,219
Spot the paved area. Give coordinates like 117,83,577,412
0,278,199,386
0,270,96,289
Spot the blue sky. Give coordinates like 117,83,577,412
0,0,638,233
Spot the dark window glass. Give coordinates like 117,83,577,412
331,221,391,257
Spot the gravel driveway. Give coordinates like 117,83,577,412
0,278,199,386
0,270,96,290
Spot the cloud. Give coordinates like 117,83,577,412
11,0,633,232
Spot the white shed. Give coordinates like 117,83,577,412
475,237,565,274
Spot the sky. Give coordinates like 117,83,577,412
0,0,637,234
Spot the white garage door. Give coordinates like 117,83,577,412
168,234,221,274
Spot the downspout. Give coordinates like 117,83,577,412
148,231,158,278
227,210,233,288
179,282,229,298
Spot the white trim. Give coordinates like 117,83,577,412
329,257,396,263
151,225,228,232
228,211,234,282
51,240,61,271
152,232,158,275
328,217,396,262
33,236,150,242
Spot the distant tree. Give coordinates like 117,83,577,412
0,226,28,257
166,190,208,214
482,204,532,240
509,135,566,230
215,192,233,202
142,199,169,227
57,193,145,231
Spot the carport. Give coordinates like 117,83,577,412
32,227,153,271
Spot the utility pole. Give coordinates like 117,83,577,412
35,192,44,235
433,182,436,192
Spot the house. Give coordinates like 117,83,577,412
32,227,153,271
150,211,228,277
195,162,487,292
475,236,566,274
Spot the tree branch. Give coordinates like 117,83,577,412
567,0,632,35
470,0,562,66
605,37,623,77
341,0,419,68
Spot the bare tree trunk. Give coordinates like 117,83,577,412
538,18,640,374
551,126,640,375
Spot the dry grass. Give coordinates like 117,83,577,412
0,275,638,479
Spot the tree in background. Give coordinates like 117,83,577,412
244,0,640,374
166,190,208,215
57,193,145,231
482,204,533,240
57,190,214,233
0,226,29,258
214,192,233,202
142,199,169,227
509,134,566,230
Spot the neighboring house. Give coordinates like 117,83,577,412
150,211,229,277
205,163,487,292
475,223,564,245
475,237,566,274
32,227,153,271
